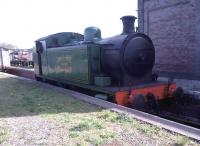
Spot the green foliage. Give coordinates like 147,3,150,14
175,135,189,146
0,74,198,146
69,132,79,138
0,42,18,50
98,110,131,123
70,120,103,132
0,127,7,144
98,110,160,135
70,123,90,132
83,132,115,145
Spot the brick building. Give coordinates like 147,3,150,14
138,0,200,79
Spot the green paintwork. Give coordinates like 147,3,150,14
41,47,49,76
46,45,89,84
33,48,39,75
95,94,108,100
94,76,111,86
87,44,101,82
34,42,102,85
84,27,101,42
33,43,48,76
33,31,115,96
37,32,83,48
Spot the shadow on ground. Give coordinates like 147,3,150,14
0,74,199,146
0,76,102,118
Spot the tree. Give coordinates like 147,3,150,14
0,42,18,50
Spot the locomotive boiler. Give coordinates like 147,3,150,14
33,16,177,110
99,16,155,86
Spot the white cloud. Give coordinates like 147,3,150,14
0,0,137,48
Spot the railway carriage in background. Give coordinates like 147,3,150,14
33,16,179,110
10,49,34,67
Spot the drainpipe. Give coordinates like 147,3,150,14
0,48,3,71
138,0,144,33
195,0,200,77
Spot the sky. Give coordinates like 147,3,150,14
0,0,138,49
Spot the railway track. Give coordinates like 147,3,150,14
2,66,34,79
1,67,200,140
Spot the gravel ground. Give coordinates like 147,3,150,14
0,116,68,145
0,73,200,146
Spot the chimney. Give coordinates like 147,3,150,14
121,16,137,34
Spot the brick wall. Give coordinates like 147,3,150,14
138,0,199,79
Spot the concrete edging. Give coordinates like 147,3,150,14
1,72,200,140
